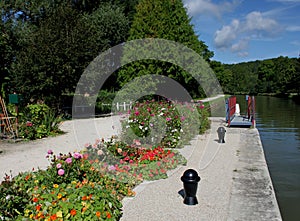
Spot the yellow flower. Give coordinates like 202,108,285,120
29,214,34,218
53,184,59,189
57,193,62,199
42,185,47,190
34,180,39,184
71,181,77,185
56,211,63,218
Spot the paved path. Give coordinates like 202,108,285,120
121,118,282,221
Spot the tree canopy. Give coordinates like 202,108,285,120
116,0,214,99
0,0,131,108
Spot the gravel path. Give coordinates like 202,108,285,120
0,115,122,177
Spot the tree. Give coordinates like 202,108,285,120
0,23,13,99
116,0,213,99
210,61,233,93
274,56,297,93
4,1,129,108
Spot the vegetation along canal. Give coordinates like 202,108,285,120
237,95,300,221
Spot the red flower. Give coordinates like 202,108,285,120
36,204,41,211
106,212,111,218
33,197,38,203
50,214,57,220
70,209,77,216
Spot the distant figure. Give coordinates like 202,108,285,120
235,103,240,116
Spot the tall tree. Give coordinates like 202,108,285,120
116,0,213,99
4,1,129,108
0,23,13,99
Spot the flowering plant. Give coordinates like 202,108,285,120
121,99,209,148
0,149,135,220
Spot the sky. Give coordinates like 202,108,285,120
183,0,300,64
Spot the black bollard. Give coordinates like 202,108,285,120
181,169,201,205
217,126,226,143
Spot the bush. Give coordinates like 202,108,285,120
18,104,63,140
120,100,209,148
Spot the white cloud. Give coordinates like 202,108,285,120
231,39,248,52
214,11,281,55
183,0,240,18
244,11,279,33
214,19,239,48
286,25,300,31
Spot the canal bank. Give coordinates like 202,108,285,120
121,117,282,221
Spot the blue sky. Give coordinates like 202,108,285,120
183,0,300,64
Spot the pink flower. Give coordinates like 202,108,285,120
180,116,185,121
65,158,72,164
108,165,116,171
58,169,65,176
117,148,122,154
47,149,53,155
73,152,82,159
56,163,62,169
166,117,171,121
134,139,141,146
97,150,104,156
26,121,33,127
134,111,139,116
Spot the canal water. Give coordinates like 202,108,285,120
236,95,300,221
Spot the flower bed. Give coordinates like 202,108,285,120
120,99,209,148
0,100,210,220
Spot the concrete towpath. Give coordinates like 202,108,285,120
120,117,282,221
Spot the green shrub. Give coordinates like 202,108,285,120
19,104,63,140
120,100,209,148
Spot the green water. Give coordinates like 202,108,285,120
236,95,300,221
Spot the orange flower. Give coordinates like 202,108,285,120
106,212,111,219
82,207,88,213
96,211,101,217
50,214,57,220
82,195,87,201
36,204,41,211
70,209,76,216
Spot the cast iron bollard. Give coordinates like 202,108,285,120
181,169,201,205
217,126,226,143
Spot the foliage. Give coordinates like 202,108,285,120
0,22,13,100
222,56,300,95
120,99,208,148
116,0,213,99
18,104,63,140
0,1,130,108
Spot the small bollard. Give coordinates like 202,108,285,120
217,126,226,143
181,169,201,205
